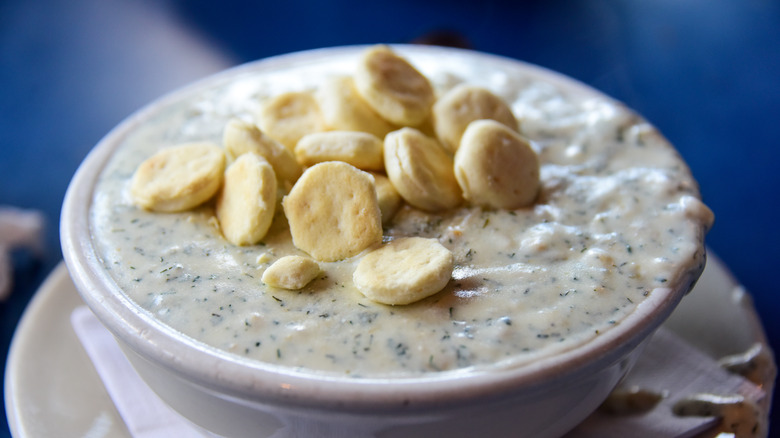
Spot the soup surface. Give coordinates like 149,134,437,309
90,47,711,377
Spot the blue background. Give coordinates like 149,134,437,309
1,0,778,435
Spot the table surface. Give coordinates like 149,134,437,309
1,0,778,435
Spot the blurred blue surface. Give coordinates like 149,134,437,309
1,0,778,435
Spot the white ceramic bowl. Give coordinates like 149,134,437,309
60,46,705,438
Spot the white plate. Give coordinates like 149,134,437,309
4,263,130,438
4,251,774,438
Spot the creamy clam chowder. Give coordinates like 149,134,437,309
90,47,712,378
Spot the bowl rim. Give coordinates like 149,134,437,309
60,44,701,413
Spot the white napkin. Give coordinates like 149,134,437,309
564,328,765,437
71,306,209,438
71,306,765,438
